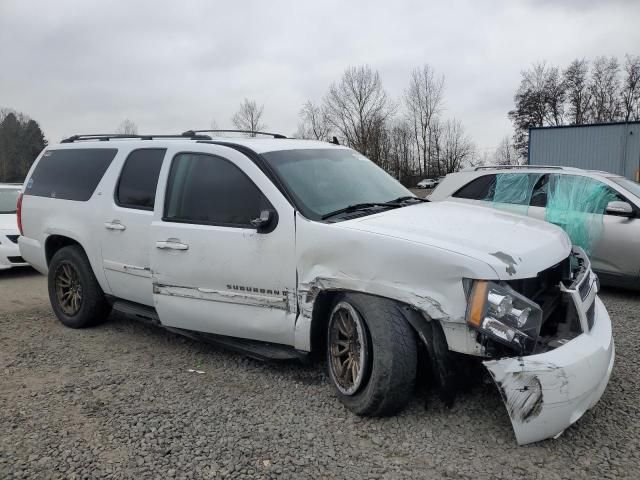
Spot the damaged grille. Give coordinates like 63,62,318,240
585,301,595,330
578,272,592,300
506,256,570,316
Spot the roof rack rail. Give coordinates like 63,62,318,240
60,133,212,143
473,164,565,171
181,129,287,139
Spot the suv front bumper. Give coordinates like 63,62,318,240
484,295,614,445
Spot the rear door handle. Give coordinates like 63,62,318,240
156,239,189,251
104,221,126,231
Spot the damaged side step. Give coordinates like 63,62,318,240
164,327,305,362
112,299,161,324
111,299,304,362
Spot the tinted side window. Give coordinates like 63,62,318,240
27,149,117,201
164,153,269,227
453,174,496,200
116,149,166,210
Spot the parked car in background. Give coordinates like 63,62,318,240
416,178,437,189
430,165,640,289
18,133,614,444
0,184,28,270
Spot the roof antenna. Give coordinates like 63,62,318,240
331,136,340,145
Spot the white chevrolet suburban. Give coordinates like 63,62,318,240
18,131,615,445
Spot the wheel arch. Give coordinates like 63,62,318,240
44,234,112,295
45,234,83,266
308,287,460,404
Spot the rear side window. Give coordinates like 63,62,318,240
26,149,117,201
116,149,166,210
164,153,270,227
453,174,496,200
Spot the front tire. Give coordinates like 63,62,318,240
326,293,417,416
48,246,111,328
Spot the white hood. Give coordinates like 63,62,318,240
340,201,572,280
0,213,18,232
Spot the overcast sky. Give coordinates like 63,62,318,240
1,0,638,151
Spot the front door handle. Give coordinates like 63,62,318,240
104,221,126,231
156,239,189,251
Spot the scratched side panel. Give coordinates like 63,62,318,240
149,144,298,346
292,213,498,353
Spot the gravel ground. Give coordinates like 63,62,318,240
0,272,639,479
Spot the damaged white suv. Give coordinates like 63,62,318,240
18,131,614,444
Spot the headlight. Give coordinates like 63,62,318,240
466,280,543,354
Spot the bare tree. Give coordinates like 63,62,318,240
508,62,564,159
439,119,474,174
323,65,394,164
589,56,621,122
493,136,519,165
544,66,566,126
404,65,445,177
564,59,591,125
210,118,219,130
296,101,331,140
231,99,265,135
385,120,416,181
621,54,640,122
116,119,138,135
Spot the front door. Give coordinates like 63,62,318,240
150,146,297,346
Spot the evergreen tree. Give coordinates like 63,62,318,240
0,109,47,182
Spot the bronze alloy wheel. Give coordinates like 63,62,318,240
328,301,367,395
55,262,83,316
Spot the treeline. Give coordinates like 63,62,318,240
294,65,474,182
509,54,640,159
0,108,47,183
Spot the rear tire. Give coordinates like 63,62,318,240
48,245,111,328
326,293,417,416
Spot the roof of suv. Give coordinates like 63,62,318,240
460,164,623,178
54,134,343,154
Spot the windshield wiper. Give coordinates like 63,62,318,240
321,203,394,220
386,195,429,204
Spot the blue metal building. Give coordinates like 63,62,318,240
528,121,640,181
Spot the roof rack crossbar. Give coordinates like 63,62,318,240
474,165,565,171
182,129,287,139
61,133,212,143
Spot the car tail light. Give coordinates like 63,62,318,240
17,192,23,235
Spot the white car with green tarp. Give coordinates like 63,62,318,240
430,165,640,290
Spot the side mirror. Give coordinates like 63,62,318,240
250,209,277,233
605,201,634,217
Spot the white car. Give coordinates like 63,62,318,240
416,178,437,189
430,165,640,289
18,131,614,445
0,184,28,270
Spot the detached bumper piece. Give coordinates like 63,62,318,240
484,250,614,445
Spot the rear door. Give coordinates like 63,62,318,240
100,148,166,306
149,145,297,346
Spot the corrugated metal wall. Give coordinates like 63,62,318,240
529,122,640,181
